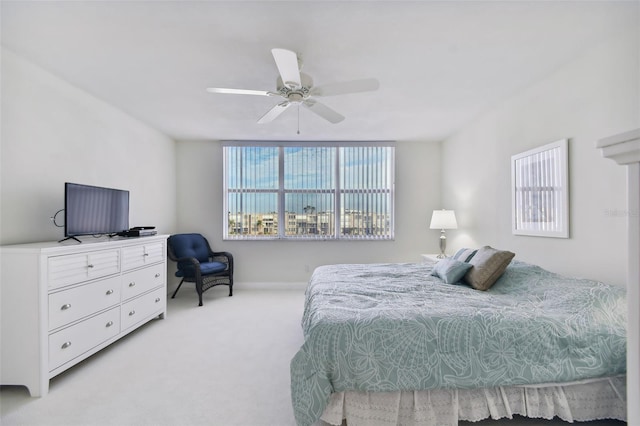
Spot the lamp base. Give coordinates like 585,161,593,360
438,231,447,258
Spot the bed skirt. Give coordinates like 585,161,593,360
319,376,626,426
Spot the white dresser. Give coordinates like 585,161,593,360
0,235,168,396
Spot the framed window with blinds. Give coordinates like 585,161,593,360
511,139,569,238
223,141,395,240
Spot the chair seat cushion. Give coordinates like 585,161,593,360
176,261,228,277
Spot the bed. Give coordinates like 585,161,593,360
290,251,627,426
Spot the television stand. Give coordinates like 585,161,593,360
0,235,168,396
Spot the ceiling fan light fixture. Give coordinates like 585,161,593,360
288,93,304,104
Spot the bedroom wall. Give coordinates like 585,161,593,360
441,26,639,287
175,139,442,285
0,48,177,245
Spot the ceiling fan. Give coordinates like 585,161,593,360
206,48,379,124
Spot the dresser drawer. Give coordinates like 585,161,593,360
121,264,164,301
48,249,120,290
121,242,165,271
49,307,120,371
121,287,165,331
49,276,121,331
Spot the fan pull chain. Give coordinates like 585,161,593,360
297,104,300,135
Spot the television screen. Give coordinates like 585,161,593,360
65,182,129,237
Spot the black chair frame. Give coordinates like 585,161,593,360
167,235,234,306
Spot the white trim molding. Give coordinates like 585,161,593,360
597,128,640,425
596,128,640,165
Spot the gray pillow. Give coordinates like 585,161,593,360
463,246,515,290
431,258,473,284
452,247,477,263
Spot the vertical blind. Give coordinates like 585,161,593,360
223,142,395,240
513,142,567,236
225,146,279,236
340,146,393,239
284,146,336,238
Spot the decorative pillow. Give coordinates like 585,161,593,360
463,246,515,290
452,247,478,263
430,258,473,284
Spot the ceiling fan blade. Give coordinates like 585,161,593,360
271,48,301,89
206,87,276,96
302,99,345,124
310,78,380,97
257,101,292,124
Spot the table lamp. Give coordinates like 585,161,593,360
429,209,457,258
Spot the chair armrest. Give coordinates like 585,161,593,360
175,256,201,266
211,251,234,273
211,251,233,261
174,256,204,279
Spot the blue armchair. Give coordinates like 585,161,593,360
167,233,234,306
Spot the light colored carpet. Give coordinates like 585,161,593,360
0,286,626,426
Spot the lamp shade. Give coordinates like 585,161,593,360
429,210,458,230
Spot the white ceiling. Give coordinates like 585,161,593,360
1,1,637,142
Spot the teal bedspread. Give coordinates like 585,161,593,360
290,261,627,426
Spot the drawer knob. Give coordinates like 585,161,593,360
129,282,136,287
106,321,114,328
60,303,71,311
61,341,72,349
143,253,149,257
155,297,161,303
87,264,94,269
129,310,136,316
155,273,161,278
106,289,114,295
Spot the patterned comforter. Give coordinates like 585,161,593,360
290,261,627,426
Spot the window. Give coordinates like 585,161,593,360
511,139,569,238
223,141,395,240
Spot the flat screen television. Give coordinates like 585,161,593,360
64,182,129,241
